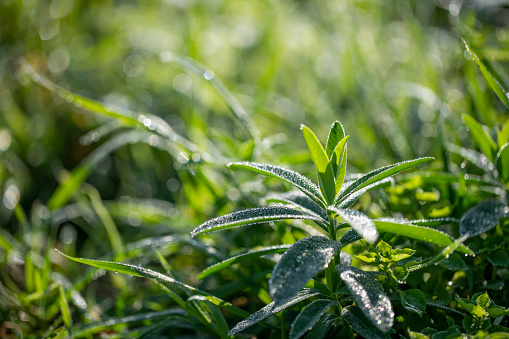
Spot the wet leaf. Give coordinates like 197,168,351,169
264,190,328,221
338,228,363,245
341,305,387,339
228,289,319,336
463,39,509,110
460,199,509,237
331,136,349,193
463,114,498,162
306,313,339,339
268,236,342,302
374,218,473,254
228,162,325,207
198,244,291,280
335,157,433,204
329,207,378,244
447,143,494,173
191,206,324,237
401,289,427,317
301,125,337,204
336,264,394,333
289,299,337,339
337,177,394,209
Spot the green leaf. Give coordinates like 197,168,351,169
463,114,498,162
228,289,319,336
487,249,509,267
188,296,229,339
331,136,349,194
456,295,475,313
499,121,509,148
377,240,392,258
268,236,342,302
373,218,473,255
58,285,72,328
198,245,291,280
329,207,378,244
447,143,494,173
487,306,509,318
264,191,328,221
336,264,394,333
289,299,337,339
58,251,250,319
391,248,416,262
463,39,509,110
460,199,509,238
306,313,339,339
228,162,325,208
191,206,324,237
496,143,509,182
356,252,378,263
341,306,387,339
337,177,393,209
401,289,427,317
477,293,491,309
301,125,336,204
335,157,433,205
325,121,345,158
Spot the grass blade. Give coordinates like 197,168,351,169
463,114,497,162
463,38,509,110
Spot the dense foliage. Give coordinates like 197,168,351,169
2,1,509,338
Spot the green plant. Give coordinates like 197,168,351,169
189,121,473,337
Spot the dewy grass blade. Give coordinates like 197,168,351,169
463,114,498,162
463,38,509,110
57,251,250,318
373,219,473,255
228,162,326,208
191,206,324,237
301,125,336,204
334,157,433,205
198,245,291,280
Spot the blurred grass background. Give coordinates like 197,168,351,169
1,0,509,336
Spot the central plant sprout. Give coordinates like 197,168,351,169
192,121,474,338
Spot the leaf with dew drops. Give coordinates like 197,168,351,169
197,244,291,280
447,143,494,173
329,207,378,244
57,250,250,319
191,206,325,237
268,236,342,302
336,264,394,333
334,157,433,205
341,305,387,339
463,114,498,162
373,218,473,255
337,177,393,209
228,289,319,336
289,299,337,339
460,199,509,238
228,162,325,208
263,190,328,221
306,313,339,339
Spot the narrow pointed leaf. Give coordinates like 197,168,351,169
301,125,336,204
447,143,494,173
496,143,509,182
264,191,328,221
337,177,393,209
198,245,291,280
269,236,342,302
290,299,337,339
325,121,346,158
336,144,348,193
337,264,394,333
335,157,433,204
191,206,324,237
228,162,325,207
188,296,229,339
339,228,363,245
228,289,319,336
331,136,349,193
463,114,497,162
329,207,378,244
58,285,72,328
57,251,250,318
460,199,509,237
374,218,473,255
401,289,427,317
463,39,509,109
341,306,386,339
